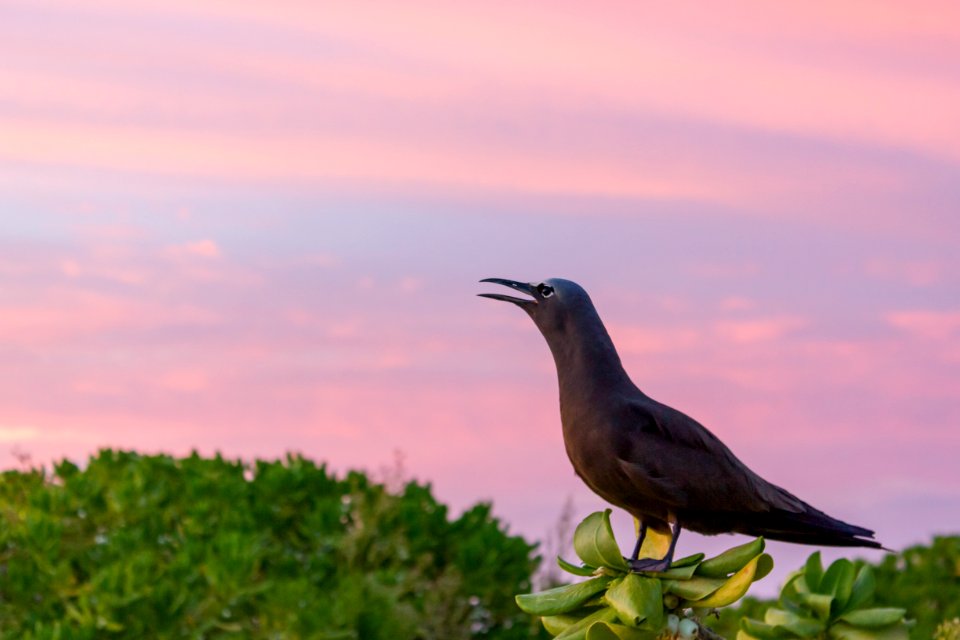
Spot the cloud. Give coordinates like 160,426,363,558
0,291,222,346
58,258,147,284
688,262,760,280
887,309,960,340
397,276,422,293
157,369,209,393
4,1,959,217
719,296,756,311
167,239,221,258
0,426,40,442
610,324,702,355
865,258,944,286
714,316,808,343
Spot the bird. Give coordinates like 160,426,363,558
479,277,882,572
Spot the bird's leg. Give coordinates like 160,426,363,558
628,520,648,561
627,523,682,573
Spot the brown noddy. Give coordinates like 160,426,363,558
480,277,882,571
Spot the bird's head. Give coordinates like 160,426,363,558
478,277,593,336
479,277,628,386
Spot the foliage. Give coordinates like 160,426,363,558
934,619,960,640
515,510,773,639
707,537,960,640
0,449,541,639
704,596,773,640
737,552,910,640
870,537,960,640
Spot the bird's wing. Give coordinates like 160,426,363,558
613,400,806,514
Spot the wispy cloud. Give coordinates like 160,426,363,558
167,239,221,259
714,316,808,344
887,309,960,340
4,1,959,218
0,426,40,443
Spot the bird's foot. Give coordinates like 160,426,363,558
625,556,671,573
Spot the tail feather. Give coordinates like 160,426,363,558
738,508,883,550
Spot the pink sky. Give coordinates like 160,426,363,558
2,1,959,592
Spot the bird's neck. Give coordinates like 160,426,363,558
546,316,634,404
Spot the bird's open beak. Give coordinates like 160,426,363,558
478,278,537,308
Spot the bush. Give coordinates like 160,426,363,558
707,538,960,640
871,537,960,640
0,449,541,639
737,552,910,640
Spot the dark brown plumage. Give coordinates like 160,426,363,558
480,277,881,571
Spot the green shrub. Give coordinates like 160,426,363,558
707,537,960,640
737,553,910,640
0,449,541,639
871,537,960,640
934,618,960,640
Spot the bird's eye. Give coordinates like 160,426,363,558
537,283,555,298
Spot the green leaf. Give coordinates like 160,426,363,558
662,575,726,600
778,570,809,611
838,608,907,628
574,510,628,571
696,537,765,578
820,558,855,614
516,575,614,616
797,592,834,621
556,607,620,640
559,556,599,577
586,621,621,640
845,565,875,612
789,572,810,595
544,611,595,636
603,573,662,630
586,620,652,640
686,552,763,608
639,563,699,580
740,618,790,640
765,607,826,637
804,552,824,592
671,553,706,568
756,553,775,581
828,621,910,640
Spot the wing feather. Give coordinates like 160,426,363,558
612,399,806,514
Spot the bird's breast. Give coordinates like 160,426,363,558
560,411,671,526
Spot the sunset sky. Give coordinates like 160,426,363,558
3,1,959,592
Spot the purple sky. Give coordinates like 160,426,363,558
2,0,959,594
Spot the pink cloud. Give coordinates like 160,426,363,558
72,380,126,396
887,309,960,340
719,296,756,311
157,370,209,393
865,259,945,287
609,324,702,355
168,240,221,258
0,116,773,205
714,316,808,343
688,261,761,279
59,257,147,284
0,426,40,443
3,1,958,217
0,289,222,346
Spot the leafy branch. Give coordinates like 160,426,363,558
515,510,773,639
738,553,911,640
